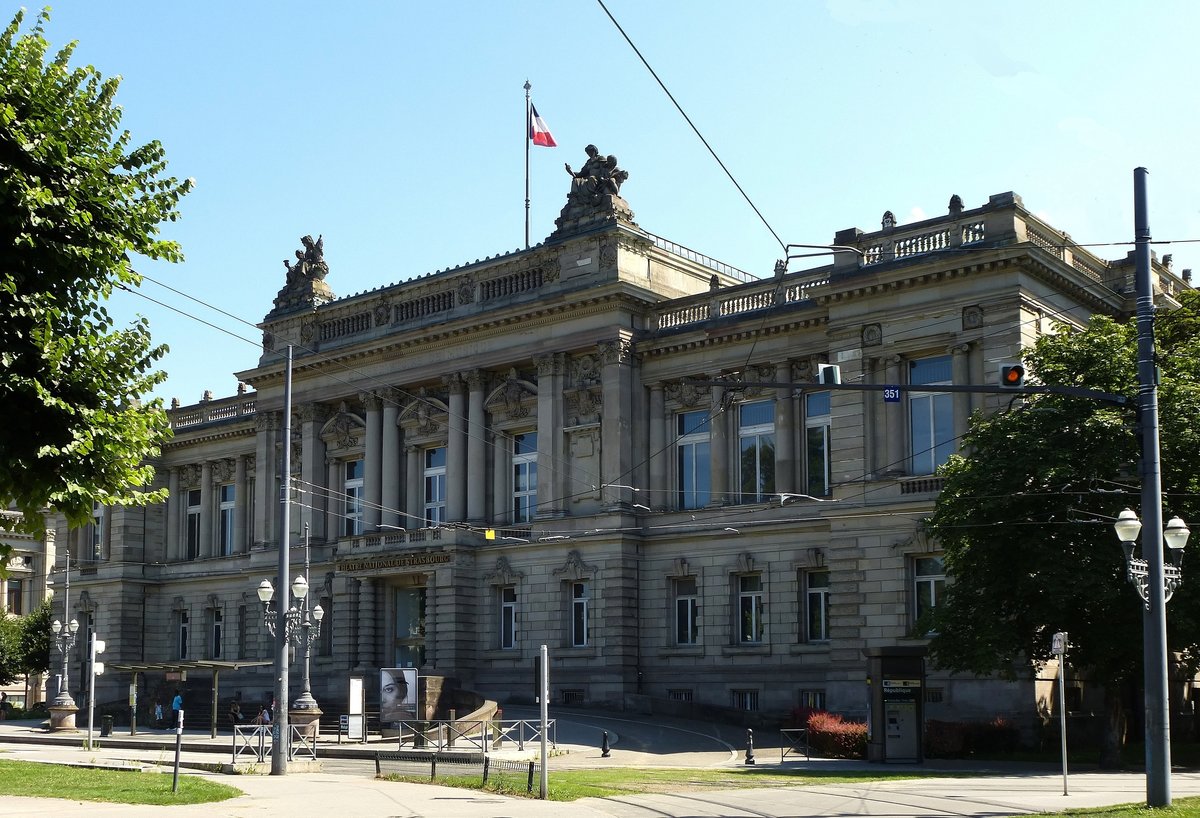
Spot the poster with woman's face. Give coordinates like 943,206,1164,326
380,668,417,723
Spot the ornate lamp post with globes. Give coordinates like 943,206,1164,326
257,524,324,742
48,546,80,731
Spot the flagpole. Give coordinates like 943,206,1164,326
524,80,531,249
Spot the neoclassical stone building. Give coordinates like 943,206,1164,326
54,157,1190,732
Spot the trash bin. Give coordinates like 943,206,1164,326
101,715,113,737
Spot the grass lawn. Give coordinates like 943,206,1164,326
1030,796,1200,818
383,765,952,801
0,758,243,805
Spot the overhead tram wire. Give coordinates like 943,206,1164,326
126,276,607,511
129,220,1162,526
595,0,785,254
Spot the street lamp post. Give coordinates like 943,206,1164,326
257,525,324,751
1113,508,1189,806
48,546,80,731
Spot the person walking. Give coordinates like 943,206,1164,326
170,689,183,727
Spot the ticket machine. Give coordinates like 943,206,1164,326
864,646,925,763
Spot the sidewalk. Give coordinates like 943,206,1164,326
2,718,1199,818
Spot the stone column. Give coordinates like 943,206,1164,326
382,391,401,529
647,384,666,509
446,374,467,522
166,467,180,560
710,385,728,505
466,371,488,523
299,403,330,541
362,392,383,530
253,413,279,549
774,361,796,495
326,458,340,539
199,460,213,558
599,335,634,510
884,355,905,475
234,455,248,553
951,344,971,445
535,354,564,517
356,578,377,672
492,431,509,524
405,445,421,529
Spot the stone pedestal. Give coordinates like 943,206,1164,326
289,707,322,740
48,703,79,731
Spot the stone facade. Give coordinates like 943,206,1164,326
47,178,1191,731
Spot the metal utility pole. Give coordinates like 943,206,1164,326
272,345,294,775
1133,167,1171,807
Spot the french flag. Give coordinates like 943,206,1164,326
529,103,557,147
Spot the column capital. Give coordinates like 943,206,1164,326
296,402,333,425
597,336,634,366
360,391,384,411
534,354,564,377
464,369,488,392
442,373,466,394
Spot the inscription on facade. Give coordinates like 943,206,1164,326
338,552,452,573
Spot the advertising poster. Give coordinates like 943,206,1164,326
380,667,418,724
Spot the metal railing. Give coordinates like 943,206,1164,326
231,723,317,762
388,718,556,753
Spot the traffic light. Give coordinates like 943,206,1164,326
999,363,1025,389
91,637,106,676
818,364,841,385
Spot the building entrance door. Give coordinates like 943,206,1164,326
393,586,427,668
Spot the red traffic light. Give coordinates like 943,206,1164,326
1000,364,1025,388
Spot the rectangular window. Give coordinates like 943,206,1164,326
318,597,333,657
804,570,831,643
512,432,538,524
178,610,189,659
738,574,765,644
674,577,699,645
799,688,826,711
667,688,694,702
804,392,831,497
6,578,24,615
731,689,760,711
500,586,517,650
210,609,223,659
90,502,103,560
237,605,247,660
424,447,447,526
218,483,236,556
571,581,590,647
738,401,775,503
909,356,955,474
344,459,364,536
913,555,946,629
186,490,201,560
676,411,711,509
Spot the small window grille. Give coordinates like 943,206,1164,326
667,689,694,702
560,689,585,706
731,689,759,711
925,687,944,704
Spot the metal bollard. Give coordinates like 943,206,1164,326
601,730,611,758
745,728,756,765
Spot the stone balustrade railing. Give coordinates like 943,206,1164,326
171,397,257,430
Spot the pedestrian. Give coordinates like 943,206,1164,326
229,698,242,727
0,692,8,720
154,700,164,728
171,689,183,727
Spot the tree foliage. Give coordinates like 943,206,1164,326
927,290,1200,745
0,9,191,554
0,599,52,686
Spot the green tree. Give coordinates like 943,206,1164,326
0,599,51,687
927,291,1200,768
0,9,191,561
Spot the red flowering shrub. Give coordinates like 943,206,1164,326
806,710,868,759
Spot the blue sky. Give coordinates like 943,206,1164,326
21,0,1200,405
